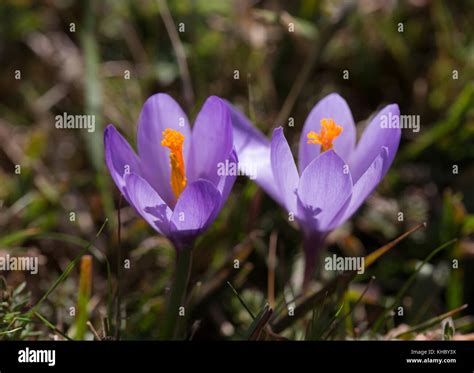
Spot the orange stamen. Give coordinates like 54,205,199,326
307,118,343,152
161,128,186,199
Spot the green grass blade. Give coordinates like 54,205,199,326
372,238,457,333
26,219,107,316
394,304,467,339
227,281,255,320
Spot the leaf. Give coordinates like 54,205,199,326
365,223,426,268
0,228,40,247
308,298,344,341
13,282,26,297
26,219,108,316
245,304,273,340
323,277,376,340
0,327,23,336
0,229,104,262
372,238,457,333
271,224,425,333
33,311,72,341
394,305,465,339
399,83,474,161
227,281,255,320
442,318,455,341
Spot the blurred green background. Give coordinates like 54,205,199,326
0,0,473,340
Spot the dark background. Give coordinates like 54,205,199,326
0,0,473,340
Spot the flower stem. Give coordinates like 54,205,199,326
302,231,327,291
160,247,192,340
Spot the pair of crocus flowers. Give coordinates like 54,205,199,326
105,93,400,284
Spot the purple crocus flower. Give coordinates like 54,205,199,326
227,93,401,285
104,94,237,250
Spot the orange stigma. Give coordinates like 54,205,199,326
161,128,187,199
307,118,343,152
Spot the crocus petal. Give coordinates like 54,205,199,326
137,93,191,207
339,147,388,224
104,124,141,202
216,149,238,209
298,93,356,172
296,150,353,232
348,104,400,183
271,127,299,214
170,179,221,248
224,101,283,205
124,173,172,237
187,96,233,186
